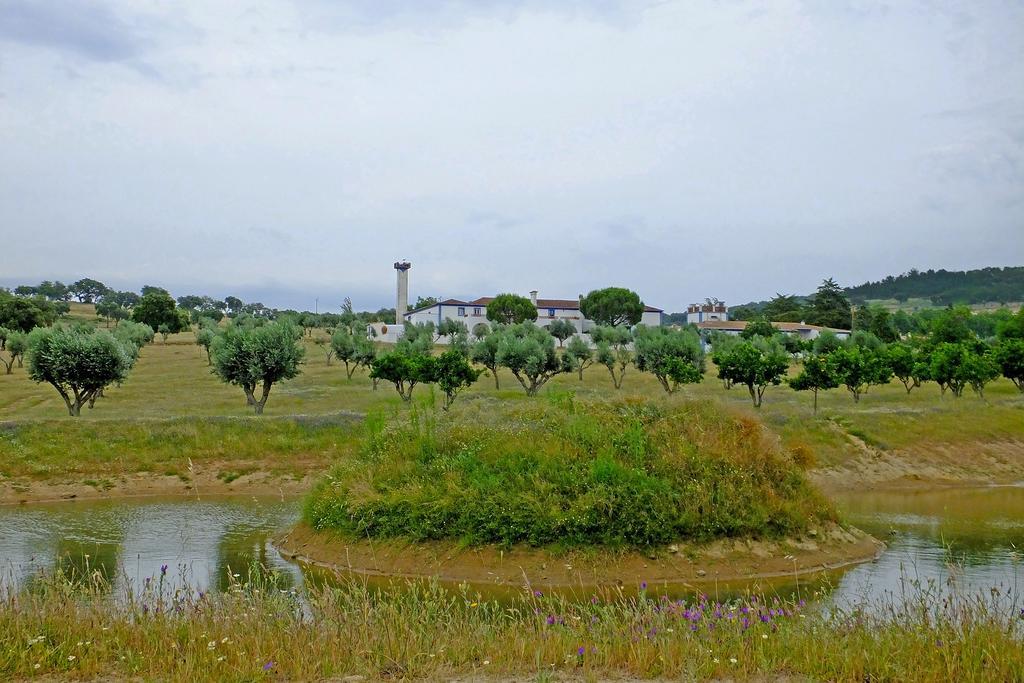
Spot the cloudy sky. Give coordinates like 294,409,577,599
1,0,1022,312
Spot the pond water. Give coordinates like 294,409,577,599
0,487,1021,609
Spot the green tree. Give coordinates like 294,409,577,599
94,300,129,327
485,293,538,325
112,320,155,348
962,348,1000,398
471,322,490,341
830,346,891,402
494,322,570,395
0,292,50,332
928,306,975,346
806,278,852,330
412,296,440,311
713,337,789,407
997,309,1024,340
69,278,109,303
992,339,1024,392
812,330,844,354
437,319,471,356
886,341,922,393
564,335,594,381
789,354,840,413
470,330,502,389
761,293,805,322
331,328,377,379
370,349,433,402
210,321,305,414
632,325,704,394
25,328,133,416
592,325,633,389
430,349,482,409
195,326,217,365
132,290,189,333
546,319,576,347
740,317,777,340
0,330,27,374
579,287,644,327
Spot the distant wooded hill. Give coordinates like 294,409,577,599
845,267,1024,305
718,266,1024,321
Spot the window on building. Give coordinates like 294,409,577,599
458,307,466,316
473,307,481,316
548,308,556,318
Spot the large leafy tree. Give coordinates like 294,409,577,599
0,291,56,332
25,327,134,416
997,308,1024,340
592,325,633,389
210,321,304,414
789,354,840,414
632,325,704,394
806,278,852,330
370,348,433,402
886,341,924,394
762,293,805,322
993,339,1024,392
485,293,537,325
132,290,189,334
830,346,892,402
494,322,570,395
928,306,975,346
331,328,377,379
70,278,110,303
712,337,790,407
579,287,644,327
431,349,482,409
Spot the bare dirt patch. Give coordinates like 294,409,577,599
276,522,883,593
811,438,1024,493
0,463,316,505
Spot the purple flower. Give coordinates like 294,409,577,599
546,615,556,626
640,582,647,591
577,646,585,656
533,590,543,598
263,661,275,671
160,564,168,576
590,596,599,605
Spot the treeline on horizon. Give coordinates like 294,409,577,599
730,266,1024,319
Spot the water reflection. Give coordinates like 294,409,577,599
0,487,1021,612
0,496,303,594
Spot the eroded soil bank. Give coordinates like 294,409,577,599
809,438,1024,493
276,522,884,592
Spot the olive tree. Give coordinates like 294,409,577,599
210,321,304,414
25,327,134,416
565,335,593,381
632,325,704,394
592,325,632,389
713,337,790,407
471,322,490,341
547,319,576,347
579,287,644,327
1,330,27,374
494,322,570,395
370,348,433,401
437,319,470,356
195,326,217,364
470,330,502,389
485,293,537,325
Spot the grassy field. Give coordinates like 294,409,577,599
0,567,1020,682
1,320,1023,486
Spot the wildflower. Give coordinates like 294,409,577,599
470,602,479,608
577,646,585,656
161,564,168,576
34,664,40,670
640,582,647,591
534,591,543,597
713,658,720,664
208,641,217,650
729,657,737,664
762,634,768,640
221,637,229,644
217,656,225,662
68,655,76,662
482,660,490,665
263,661,275,671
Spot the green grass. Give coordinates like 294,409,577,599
0,566,1020,681
1,314,1022,484
304,397,834,548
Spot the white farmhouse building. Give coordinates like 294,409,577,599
405,291,664,335
694,319,850,341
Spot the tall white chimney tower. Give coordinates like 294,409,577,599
530,290,538,306
394,261,411,324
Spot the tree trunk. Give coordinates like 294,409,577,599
813,388,818,414
253,381,272,414
491,366,500,390
747,383,759,407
